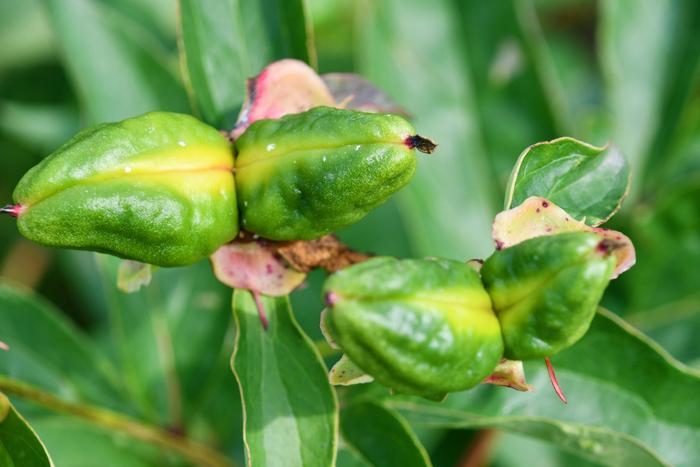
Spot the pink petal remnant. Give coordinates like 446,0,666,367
0,341,8,351
252,290,269,330
210,241,306,296
0,204,25,218
231,59,335,139
492,196,635,278
545,357,567,404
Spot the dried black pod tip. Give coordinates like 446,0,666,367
405,135,437,154
0,204,23,218
596,238,626,256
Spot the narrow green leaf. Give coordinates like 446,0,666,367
42,0,187,123
0,282,123,410
391,309,700,467
177,0,315,126
0,394,53,467
600,0,700,194
95,256,233,426
340,401,431,467
231,291,338,467
31,416,160,467
504,137,629,225
356,0,496,258
621,176,700,364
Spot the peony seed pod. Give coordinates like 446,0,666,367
481,232,616,360
323,257,503,400
6,112,238,267
234,106,435,241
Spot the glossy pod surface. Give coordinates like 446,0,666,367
234,106,419,240
481,232,616,360
13,112,238,267
323,257,503,400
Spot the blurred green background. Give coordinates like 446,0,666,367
0,0,698,466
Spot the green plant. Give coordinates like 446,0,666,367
1,1,699,467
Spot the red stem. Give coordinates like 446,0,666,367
252,290,269,330
0,341,8,351
544,357,567,404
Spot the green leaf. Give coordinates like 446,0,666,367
504,137,629,225
231,291,338,467
31,416,160,467
42,0,188,123
94,256,233,427
600,0,700,194
177,0,316,126
0,282,123,410
390,309,700,467
0,394,53,467
621,176,700,365
340,401,431,467
356,0,496,258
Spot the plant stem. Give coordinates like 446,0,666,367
0,376,234,467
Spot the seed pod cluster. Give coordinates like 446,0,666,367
323,232,617,399
6,108,433,266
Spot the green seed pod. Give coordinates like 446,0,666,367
481,232,616,360
323,257,503,400
8,112,238,267
234,106,435,240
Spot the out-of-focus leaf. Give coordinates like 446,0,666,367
450,0,566,189
177,0,316,126
0,0,55,69
231,291,337,467
504,137,629,225
340,401,431,467
357,0,496,259
600,0,700,194
493,196,635,278
391,309,700,467
621,176,700,364
42,0,188,123
94,256,232,427
32,416,161,467
0,101,79,154
0,394,53,467
321,73,408,115
0,282,123,410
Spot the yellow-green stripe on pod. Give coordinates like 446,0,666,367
234,106,436,241
481,232,616,360
323,257,503,400
8,112,238,267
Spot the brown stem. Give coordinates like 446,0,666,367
458,429,498,467
0,376,235,467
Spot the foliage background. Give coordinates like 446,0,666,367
0,0,699,466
